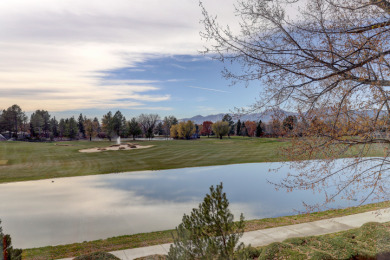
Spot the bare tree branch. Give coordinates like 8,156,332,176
201,0,390,208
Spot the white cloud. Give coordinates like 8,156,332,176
100,80,160,85
0,0,238,112
185,86,232,93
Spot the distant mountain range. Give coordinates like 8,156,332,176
180,109,297,124
179,109,389,125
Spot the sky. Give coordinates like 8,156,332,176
0,0,266,119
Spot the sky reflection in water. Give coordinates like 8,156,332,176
0,161,379,248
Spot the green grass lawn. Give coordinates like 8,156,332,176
0,136,387,184
0,137,288,183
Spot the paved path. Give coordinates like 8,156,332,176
59,208,390,260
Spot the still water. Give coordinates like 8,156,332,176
0,161,378,248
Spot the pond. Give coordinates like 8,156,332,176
0,160,380,248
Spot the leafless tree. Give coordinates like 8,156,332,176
201,0,390,209
138,113,160,139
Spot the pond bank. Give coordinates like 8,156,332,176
24,201,390,260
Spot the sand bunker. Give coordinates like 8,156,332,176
79,143,153,153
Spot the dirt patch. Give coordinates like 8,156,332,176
0,160,8,166
79,144,154,153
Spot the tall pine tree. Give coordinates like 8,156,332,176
78,113,85,138
256,120,263,137
236,120,241,136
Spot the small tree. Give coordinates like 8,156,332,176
201,121,213,137
29,111,44,138
93,117,101,137
244,121,257,137
1,105,25,139
30,110,50,138
222,114,235,137
178,121,196,139
112,110,126,137
163,116,178,138
67,117,79,140
138,113,160,140
84,118,98,141
50,117,59,138
1,219,22,260
154,122,164,136
167,183,245,260
58,119,66,139
170,124,179,139
212,121,229,139
127,118,142,140
102,111,115,141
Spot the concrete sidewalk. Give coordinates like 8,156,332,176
60,208,390,260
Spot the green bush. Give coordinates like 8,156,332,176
243,245,261,258
235,245,261,259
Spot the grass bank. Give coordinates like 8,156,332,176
136,222,390,260
0,137,288,183
252,221,390,259
23,200,390,260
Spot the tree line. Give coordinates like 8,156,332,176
0,104,302,141
0,104,178,141
194,114,300,139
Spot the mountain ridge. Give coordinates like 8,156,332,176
180,109,297,124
